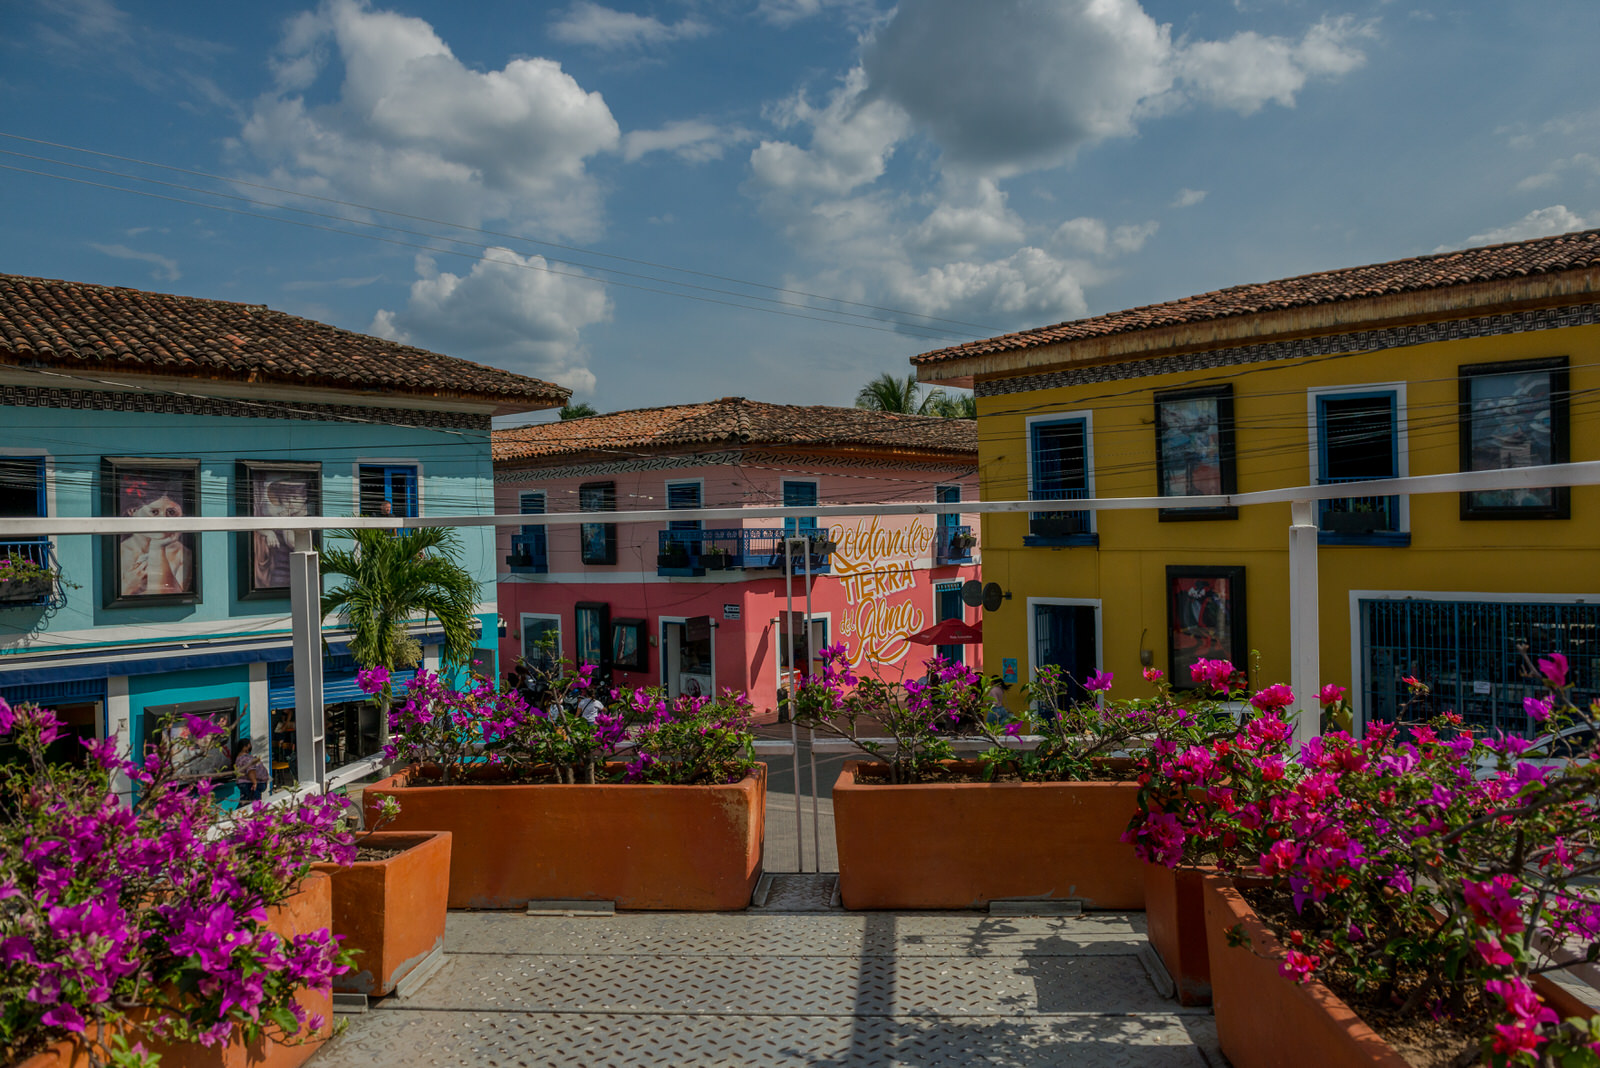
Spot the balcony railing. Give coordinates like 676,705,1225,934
934,524,975,565
658,528,832,576
505,530,548,574
1028,487,1092,539
0,538,58,608
1317,477,1402,539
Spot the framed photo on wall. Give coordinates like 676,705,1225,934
103,458,201,607
1166,566,1246,689
1459,357,1570,520
237,461,321,599
575,602,610,668
611,617,647,672
1154,386,1237,521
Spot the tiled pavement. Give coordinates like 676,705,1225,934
311,875,1223,1067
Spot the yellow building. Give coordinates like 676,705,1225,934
914,229,1600,735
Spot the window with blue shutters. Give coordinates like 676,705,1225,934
783,480,818,535
1314,389,1406,545
358,465,418,519
1027,416,1094,545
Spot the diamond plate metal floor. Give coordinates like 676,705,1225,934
312,907,1221,1067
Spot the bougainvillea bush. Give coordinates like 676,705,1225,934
0,698,354,1067
791,647,987,784
365,659,756,787
1131,656,1600,1066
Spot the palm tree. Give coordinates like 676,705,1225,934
855,372,943,415
321,527,481,747
927,391,978,419
559,402,598,419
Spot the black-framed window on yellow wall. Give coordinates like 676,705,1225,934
1154,385,1237,521
1459,356,1570,520
578,482,617,564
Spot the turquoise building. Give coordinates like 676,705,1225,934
0,274,567,784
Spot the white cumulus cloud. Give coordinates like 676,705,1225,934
622,120,744,163
90,242,180,281
549,2,709,50
234,0,620,239
371,250,611,394
1461,206,1593,248
1172,188,1208,208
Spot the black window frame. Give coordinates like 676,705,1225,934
102,457,203,608
1154,385,1238,521
1458,356,1570,521
236,460,322,601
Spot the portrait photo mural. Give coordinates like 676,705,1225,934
105,459,200,605
240,462,320,597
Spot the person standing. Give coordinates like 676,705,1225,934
234,737,268,802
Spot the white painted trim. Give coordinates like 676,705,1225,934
422,645,440,671
929,579,967,666
107,675,131,801
517,612,563,665
1024,409,1096,532
6,460,1600,538
1306,381,1411,532
1024,596,1104,689
248,662,270,755
1345,588,1600,732
517,489,548,517
658,614,721,698
770,611,832,692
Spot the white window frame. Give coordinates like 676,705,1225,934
665,478,706,531
1024,596,1103,698
1023,410,1096,533
1305,382,1410,533
931,580,966,666
519,612,563,668
659,614,720,695
770,611,832,691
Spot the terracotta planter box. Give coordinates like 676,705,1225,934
313,830,451,997
363,765,766,911
1203,874,1592,1068
1144,862,1212,1006
832,760,1144,910
11,874,333,1068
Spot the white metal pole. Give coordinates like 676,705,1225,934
784,536,804,873
289,530,326,791
804,537,821,873
1288,499,1321,749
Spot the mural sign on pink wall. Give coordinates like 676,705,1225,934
829,516,935,671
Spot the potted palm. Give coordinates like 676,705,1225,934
320,526,481,753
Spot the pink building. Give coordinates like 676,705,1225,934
493,398,981,718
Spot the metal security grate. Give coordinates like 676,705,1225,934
1361,598,1600,735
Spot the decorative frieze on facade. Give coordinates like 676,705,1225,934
0,384,492,431
975,302,1600,397
494,449,973,482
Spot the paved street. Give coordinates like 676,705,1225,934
761,728,846,873
311,877,1221,1068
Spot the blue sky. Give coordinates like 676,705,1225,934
3,0,1597,416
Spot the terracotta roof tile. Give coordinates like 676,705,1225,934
493,397,977,463
913,228,1600,365
0,274,570,411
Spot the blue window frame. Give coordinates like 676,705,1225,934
936,485,960,533
935,581,964,666
1315,391,1404,544
359,465,418,519
1027,418,1093,544
519,491,546,535
783,480,818,535
510,491,547,572
0,457,45,520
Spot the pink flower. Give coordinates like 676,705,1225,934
1249,684,1295,712
1278,948,1320,983
183,713,226,740
1474,937,1515,967
1538,653,1569,689
1317,683,1347,706
1142,667,1165,682
1189,659,1236,691
1523,695,1554,724
356,666,391,695
0,696,12,735
1084,670,1114,693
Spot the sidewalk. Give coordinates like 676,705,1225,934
310,879,1221,1067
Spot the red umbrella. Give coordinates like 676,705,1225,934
907,618,983,646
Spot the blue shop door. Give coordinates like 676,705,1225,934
1034,603,1099,706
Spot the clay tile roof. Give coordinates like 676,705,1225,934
0,274,570,412
492,397,978,463
913,228,1600,365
